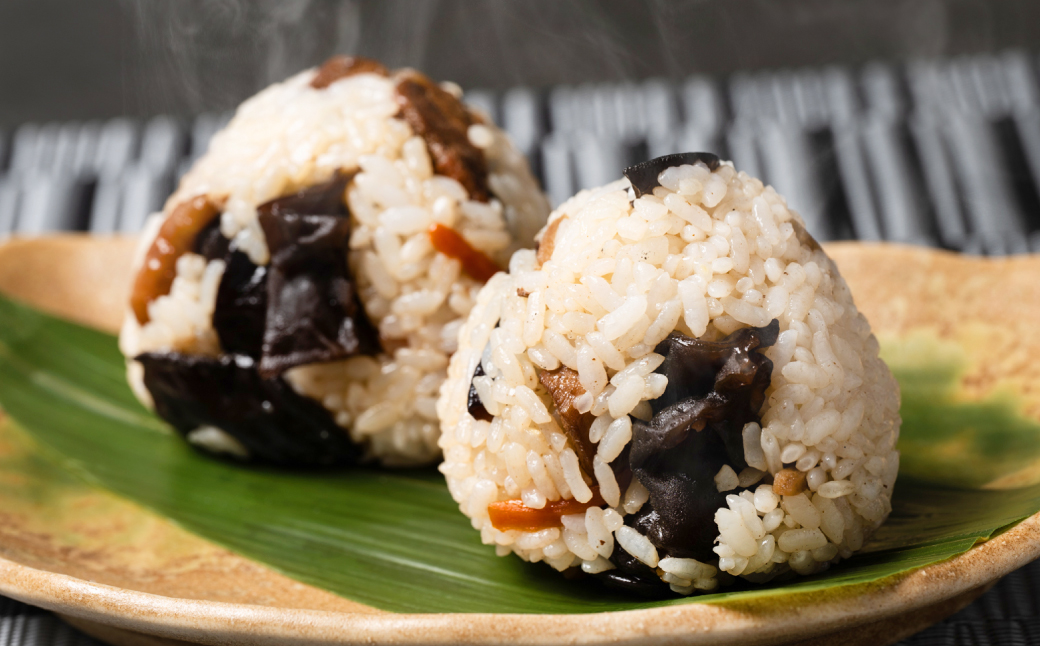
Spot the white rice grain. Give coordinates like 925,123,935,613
777,528,828,553
608,372,646,418
598,295,648,341
623,478,650,515
560,449,593,503
597,416,632,463
714,465,740,492
616,526,659,568
593,457,621,508
585,506,614,557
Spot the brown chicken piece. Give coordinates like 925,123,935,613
310,55,388,89
394,71,491,203
536,216,566,266
772,468,809,496
538,366,597,475
130,196,222,325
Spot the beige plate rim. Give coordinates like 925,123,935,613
0,512,1037,645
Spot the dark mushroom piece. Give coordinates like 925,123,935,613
623,153,721,198
212,251,267,360
467,361,493,423
138,352,362,466
598,320,779,590
256,171,380,378
139,173,383,465
193,217,231,262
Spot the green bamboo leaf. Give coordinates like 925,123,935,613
0,293,1038,614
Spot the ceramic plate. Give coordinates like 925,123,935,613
0,235,1038,646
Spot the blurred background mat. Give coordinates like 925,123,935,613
3,0,1040,252
1,1,1040,644
5,0,1040,123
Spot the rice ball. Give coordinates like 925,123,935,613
119,56,550,467
437,153,900,594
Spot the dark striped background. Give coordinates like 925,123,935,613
3,50,1040,253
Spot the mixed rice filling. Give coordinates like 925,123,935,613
438,153,901,595
119,56,549,466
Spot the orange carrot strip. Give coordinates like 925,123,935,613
488,489,606,532
130,196,222,325
428,223,500,283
